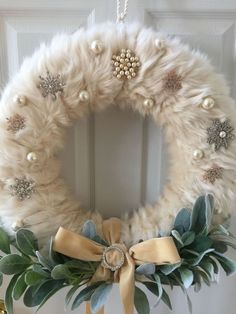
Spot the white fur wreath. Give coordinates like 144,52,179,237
0,22,236,246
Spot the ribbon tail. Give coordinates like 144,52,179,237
119,252,136,314
86,302,104,314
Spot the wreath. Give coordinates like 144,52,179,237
0,23,235,314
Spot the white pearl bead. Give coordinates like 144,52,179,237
11,220,24,231
13,95,27,106
79,90,90,102
219,131,226,138
193,149,204,160
90,40,103,54
27,152,38,162
155,38,165,50
201,97,215,110
143,98,154,108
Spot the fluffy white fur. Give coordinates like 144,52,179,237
0,22,235,246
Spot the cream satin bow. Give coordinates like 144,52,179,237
53,218,181,314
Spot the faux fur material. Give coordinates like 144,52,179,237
0,22,236,246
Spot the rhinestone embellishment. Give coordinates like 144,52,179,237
102,244,125,271
111,49,140,80
203,165,223,184
38,71,65,99
207,119,234,151
10,178,35,201
6,114,26,133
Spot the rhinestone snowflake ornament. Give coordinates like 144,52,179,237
203,165,223,184
38,71,65,99
207,119,234,151
10,178,35,201
163,70,182,93
6,114,26,133
111,49,140,80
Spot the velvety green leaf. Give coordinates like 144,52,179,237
51,264,72,280
188,248,215,266
193,271,201,292
160,262,181,275
134,286,150,314
71,282,103,310
171,230,183,246
153,274,163,303
199,260,214,280
186,292,193,314
204,194,214,232
0,254,31,274
65,285,81,308
178,267,194,289
190,195,209,234
82,221,97,239
196,267,211,286
12,271,27,300
0,273,3,287
161,288,172,310
90,283,112,314
23,280,64,307
212,252,236,276
48,237,64,265
5,274,19,314
16,229,38,257
212,241,228,253
142,282,159,297
192,235,213,253
36,251,53,270
25,270,46,286
36,285,65,312
208,257,219,274
136,263,155,275
32,264,50,278
182,231,195,246
174,208,191,234
210,234,236,250
0,227,11,254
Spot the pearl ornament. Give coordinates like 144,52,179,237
155,38,165,50
143,98,154,109
79,90,90,102
201,97,215,110
11,219,24,231
193,149,204,160
219,131,226,138
13,95,27,106
27,152,38,163
90,40,103,54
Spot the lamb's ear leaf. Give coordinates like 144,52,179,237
134,286,150,314
12,271,27,300
16,229,38,257
189,196,206,234
136,263,156,275
36,285,65,313
182,231,195,246
5,274,19,314
71,282,103,310
174,208,191,234
82,221,97,239
90,283,113,314
161,288,172,310
0,227,11,254
212,252,236,276
0,254,31,275
178,267,194,289
51,264,72,280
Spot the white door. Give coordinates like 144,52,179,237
0,1,235,313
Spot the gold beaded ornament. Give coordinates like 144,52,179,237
111,49,140,80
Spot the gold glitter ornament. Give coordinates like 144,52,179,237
6,114,26,133
111,49,140,80
38,71,65,100
163,70,182,93
203,165,223,184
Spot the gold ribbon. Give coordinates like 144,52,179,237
53,218,181,314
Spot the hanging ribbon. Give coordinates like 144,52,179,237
53,218,181,314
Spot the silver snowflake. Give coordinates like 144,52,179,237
203,165,223,184
10,178,35,201
207,118,234,151
38,71,65,100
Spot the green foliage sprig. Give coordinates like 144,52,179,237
0,195,235,314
